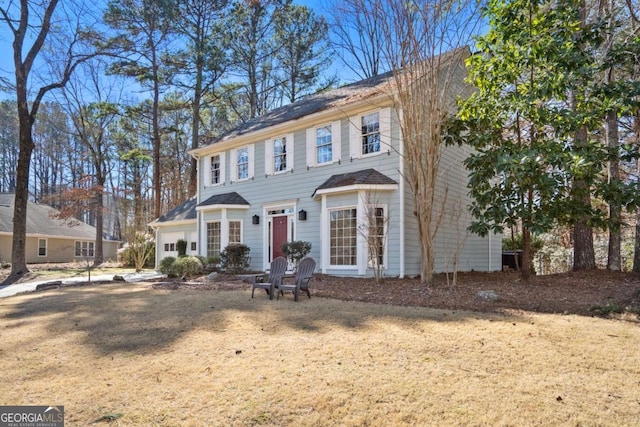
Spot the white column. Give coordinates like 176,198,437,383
321,195,328,274
357,190,367,276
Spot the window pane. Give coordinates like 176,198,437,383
330,208,357,266
207,222,221,258
274,137,287,172
38,239,46,256
229,221,241,244
211,155,220,184
361,112,380,155
316,126,332,164
237,148,249,180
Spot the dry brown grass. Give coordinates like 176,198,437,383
0,282,638,426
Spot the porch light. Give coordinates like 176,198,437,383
298,209,307,221
252,214,260,225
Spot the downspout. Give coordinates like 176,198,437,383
398,109,405,278
321,195,328,274
151,225,159,269
194,153,202,258
488,231,492,272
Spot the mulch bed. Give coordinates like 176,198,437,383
150,269,640,320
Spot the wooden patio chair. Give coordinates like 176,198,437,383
277,257,316,301
251,256,287,300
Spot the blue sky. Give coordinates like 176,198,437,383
0,1,339,101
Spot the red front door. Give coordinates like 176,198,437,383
272,215,288,260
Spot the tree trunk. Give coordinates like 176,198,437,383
520,226,532,279
189,67,202,197
633,210,640,273
606,107,621,271
153,77,161,220
573,216,595,270
571,0,595,271
9,120,35,280
93,185,104,266
418,210,435,285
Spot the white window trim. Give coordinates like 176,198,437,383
327,205,359,269
205,153,226,187
265,133,294,175
188,232,197,254
74,240,95,258
228,219,244,245
205,220,222,258
306,121,341,168
230,144,254,182
364,203,388,270
38,238,47,257
349,108,391,160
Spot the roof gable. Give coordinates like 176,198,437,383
312,169,398,199
197,192,250,208
154,197,198,223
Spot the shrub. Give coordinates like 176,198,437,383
159,256,177,275
200,255,220,271
502,233,544,253
219,244,251,273
173,256,204,278
177,239,188,257
281,241,312,271
119,236,155,271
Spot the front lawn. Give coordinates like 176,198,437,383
0,281,638,425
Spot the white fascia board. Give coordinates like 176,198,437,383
195,204,250,212
148,219,197,228
261,199,299,209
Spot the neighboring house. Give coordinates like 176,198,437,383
151,47,502,277
0,193,120,263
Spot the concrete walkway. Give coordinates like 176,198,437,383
0,271,165,298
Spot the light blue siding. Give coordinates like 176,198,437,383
195,105,500,276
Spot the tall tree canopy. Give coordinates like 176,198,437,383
450,0,640,278
104,0,179,219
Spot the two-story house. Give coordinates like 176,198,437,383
150,47,502,277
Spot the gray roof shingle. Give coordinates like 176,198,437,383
210,71,395,144
313,169,398,197
0,193,116,240
197,192,250,208
154,197,198,223
203,46,470,147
